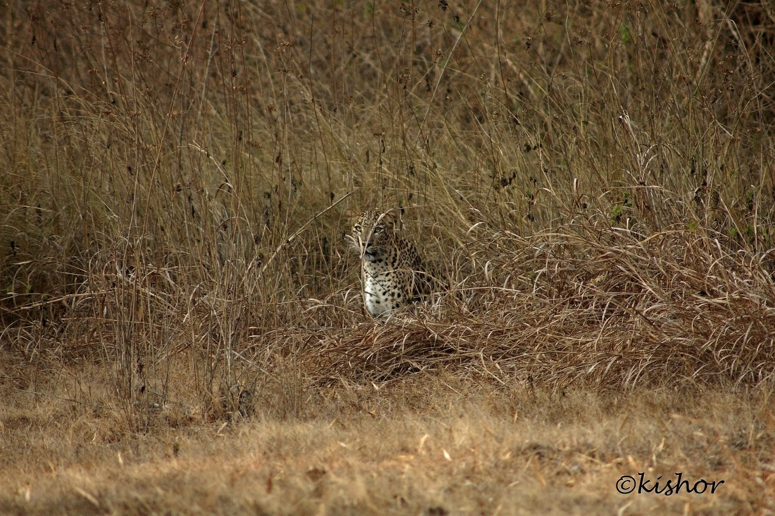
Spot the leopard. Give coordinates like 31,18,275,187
348,209,442,318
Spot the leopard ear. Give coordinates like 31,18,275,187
344,209,360,224
381,209,402,229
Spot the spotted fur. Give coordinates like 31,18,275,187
348,210,440,318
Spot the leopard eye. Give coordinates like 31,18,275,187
354,225,361,231
373,226,383,233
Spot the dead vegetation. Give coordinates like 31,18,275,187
1,0,774,513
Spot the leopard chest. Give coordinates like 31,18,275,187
361,255,411,317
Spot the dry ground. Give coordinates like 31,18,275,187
2,371,773,516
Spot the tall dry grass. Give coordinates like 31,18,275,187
1,0,774,426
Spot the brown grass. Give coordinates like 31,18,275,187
1,374,773,515
1,0,774,513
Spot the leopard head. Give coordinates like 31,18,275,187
349,210,401,262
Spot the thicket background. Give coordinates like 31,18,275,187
1,0,774,424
